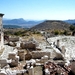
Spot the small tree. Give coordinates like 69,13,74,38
72,30,75,36
69,25,75,31
54,30,59,35
63,30,68,35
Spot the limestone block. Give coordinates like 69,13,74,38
25,54,32,60
9,56,19,67
20,42,36,50
8,42,16,47
9,59,18,67
20,43,25,49
26,42,36,49
32,51,50,59
8,53,16,60
0,59,7,68
18,50,25,61
9,37,19,42
0,59,7,63
53,52,64,60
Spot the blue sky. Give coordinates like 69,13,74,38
0,0,75,20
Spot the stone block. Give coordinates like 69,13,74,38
8,53,16,60
0,59,7,68
32,51,50,59
18,50,25,61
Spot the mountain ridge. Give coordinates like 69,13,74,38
31,20,71,30
2,18,75,28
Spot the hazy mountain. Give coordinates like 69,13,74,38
3,18,44,28
3,18,75,29
64,19,75,24
31,20,71,30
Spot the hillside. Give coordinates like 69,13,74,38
31,20,71,30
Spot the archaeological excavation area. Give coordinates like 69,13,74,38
0,13,75,75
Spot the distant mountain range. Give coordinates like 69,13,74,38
3,18,75,28
64,19,75,24
3,18,44,28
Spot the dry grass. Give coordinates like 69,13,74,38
32,34,44,42
22,34,45,43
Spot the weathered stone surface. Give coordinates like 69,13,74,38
8,53,16,60
25,53,32,60
20,43,25,49
0,59,7,68
53,52,64,60
20,42,36,50
32,51,50,59
8,52,19,67
18,50,25,61
9,37,19,42
8,42,16,47
9,60,18,67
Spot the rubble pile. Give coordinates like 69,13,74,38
44,61,74,75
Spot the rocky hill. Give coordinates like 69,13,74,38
31,20,71,31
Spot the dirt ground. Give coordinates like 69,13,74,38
34,66,42,75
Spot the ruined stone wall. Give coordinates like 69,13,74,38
20,42,36,50
32,51,50,59
9,37,19,42
18,50,25,61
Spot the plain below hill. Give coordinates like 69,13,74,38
31,20,71,31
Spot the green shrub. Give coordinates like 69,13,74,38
63,30,68,35
54,30,59,35
69,25,75,31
